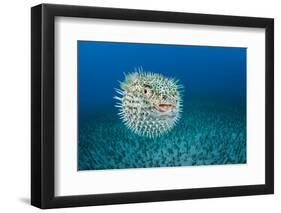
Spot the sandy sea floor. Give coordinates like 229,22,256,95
78,99,246,170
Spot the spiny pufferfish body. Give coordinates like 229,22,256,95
114,68,183,138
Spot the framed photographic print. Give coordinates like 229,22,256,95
31,3,274,209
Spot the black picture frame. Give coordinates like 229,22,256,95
31,3,274,209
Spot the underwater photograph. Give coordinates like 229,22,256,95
78,41,246,171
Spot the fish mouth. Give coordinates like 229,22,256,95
155,103,175,112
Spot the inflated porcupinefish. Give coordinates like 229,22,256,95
114,68,183,138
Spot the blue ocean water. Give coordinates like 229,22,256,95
78,41,246,170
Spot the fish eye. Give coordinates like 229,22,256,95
143,88,150,95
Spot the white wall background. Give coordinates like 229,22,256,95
0,0,279,212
